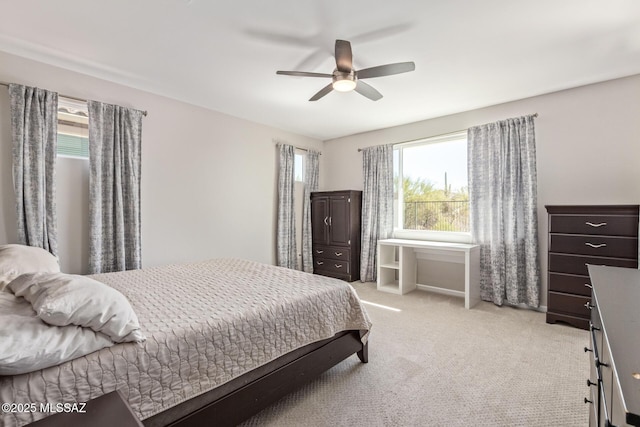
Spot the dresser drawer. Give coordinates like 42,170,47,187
549,234,638,258
314,257,350,275
549,253,637,276
548,291,590,318
313,245,351,262
550,215,639,236
548,273,591,297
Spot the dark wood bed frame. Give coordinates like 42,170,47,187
144,330,368,427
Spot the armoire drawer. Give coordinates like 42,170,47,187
548,253,637,276
313,246,351,262
548,291,590,318
314,258,351,275
550,215,639,237
548,273,591,297
549,234,638,258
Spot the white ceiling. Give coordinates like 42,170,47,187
1,0,639,140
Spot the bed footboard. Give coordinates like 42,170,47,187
146,330,367,427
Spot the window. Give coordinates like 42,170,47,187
394,131,469,240
57,97,89,159
294,152,305,182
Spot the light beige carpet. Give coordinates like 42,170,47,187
241,282,589,427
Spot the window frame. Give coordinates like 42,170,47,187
57,97,89,160
294,151,305,183
393,130,472,244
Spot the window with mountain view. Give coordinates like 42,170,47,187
393,131,469,234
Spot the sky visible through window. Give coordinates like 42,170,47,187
402,138,467,192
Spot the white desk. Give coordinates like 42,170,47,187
377,238,481,309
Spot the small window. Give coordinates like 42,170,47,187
57,97,89,159
294,152,305,182
394,131,469,236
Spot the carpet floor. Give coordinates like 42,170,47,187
241,282,589,427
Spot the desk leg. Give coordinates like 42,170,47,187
465,248,481,309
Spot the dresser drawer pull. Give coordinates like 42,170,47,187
585,302,595,310
334,264,343,268
584,283,593,289
315,250,324,254
316,261,324,265
585,222,607,228
585,243,606,248
584,397,593,404
596,359,609,368
335,252,343,257
584,346,593,353
586,379,597,387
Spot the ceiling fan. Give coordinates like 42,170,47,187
276,39,415,101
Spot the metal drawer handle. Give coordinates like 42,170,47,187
586,379,597,387
316,250,324,254
335,252,343,256
324,216,329,225
585,243,606,248
585,302,595,310
584,283,593,289
585,222,607,227
334,264,343,268
316,261,324,265
584,397,593,404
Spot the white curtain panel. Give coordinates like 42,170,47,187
302,150,320,273
468,115,540,307
277,144,297,269
88,100,143,274
360,144,394,282
9,84,59,257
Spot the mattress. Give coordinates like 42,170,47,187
0,258,371,427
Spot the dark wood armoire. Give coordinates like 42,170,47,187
311,190,362,282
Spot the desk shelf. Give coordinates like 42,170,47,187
376,238,480,309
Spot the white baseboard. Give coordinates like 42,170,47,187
416,283,465,298
415,284,548,313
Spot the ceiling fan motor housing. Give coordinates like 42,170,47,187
332,69,357,92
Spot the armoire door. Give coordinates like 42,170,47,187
311,196,329,245
328,195,351,246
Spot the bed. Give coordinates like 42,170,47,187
0,254,371,427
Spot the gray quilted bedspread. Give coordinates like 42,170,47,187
0,259,371,426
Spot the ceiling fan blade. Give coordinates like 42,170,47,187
355,81,383,101
309,83,334,101
357,62,415,79
335,39,353,72
277,71,332,78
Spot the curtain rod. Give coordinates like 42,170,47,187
357,113,538,152
0,81,148,116
275,142,322,155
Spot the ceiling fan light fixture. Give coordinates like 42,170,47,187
332,74,357,92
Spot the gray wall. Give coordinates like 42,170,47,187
321,74,640,307
0,50,324,273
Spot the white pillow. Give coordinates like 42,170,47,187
0,292,114,375
9,272,146,343
0,244,60,291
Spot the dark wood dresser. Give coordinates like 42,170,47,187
586,265,640,427
546,205,639,330
311,190,362,282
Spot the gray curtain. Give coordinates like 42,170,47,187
302,149,320,273
468,115,540,307
277,144,297,269
88,100,143,274
360,144,394,282
9,84,59,257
